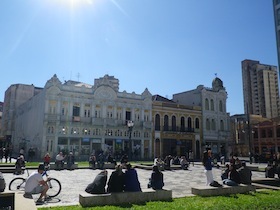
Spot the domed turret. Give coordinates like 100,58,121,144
212,77,225,91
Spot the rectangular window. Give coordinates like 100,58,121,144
73,106,80,116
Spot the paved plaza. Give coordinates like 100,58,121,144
2,163,266,208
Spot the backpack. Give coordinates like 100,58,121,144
210,180,222,187
0,172,6,192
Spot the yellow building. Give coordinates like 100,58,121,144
152,95,202,160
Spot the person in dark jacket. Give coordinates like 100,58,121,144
223,164,241,186
107,165,125,193
85,170,108,194
148,165,164,190
124,163,141,192
237,162,252,184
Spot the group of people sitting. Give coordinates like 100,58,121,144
221,161,252,186
85,163,164,194
154,155,190,171
43,151,75,171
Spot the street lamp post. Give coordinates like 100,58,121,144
127,120,134,161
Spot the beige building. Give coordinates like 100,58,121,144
173,77,230,158
242,59,280,119
2,74,153,160
152,95,202,159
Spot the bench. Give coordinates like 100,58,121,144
0,191,37,210
191,184,256,196
0,164,15,173
49,162,78,170
89,162,116,169
79,189,172,207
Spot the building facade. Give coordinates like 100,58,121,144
4,74,153,160
152,95,202,160
242,59,280,119
273,0,280,78
173,77,230,158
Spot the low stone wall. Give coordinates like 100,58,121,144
49,163,78,170
79,189,172,207
0,191,37,210
191,184,256,197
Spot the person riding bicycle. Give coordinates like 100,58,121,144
24,164,50,204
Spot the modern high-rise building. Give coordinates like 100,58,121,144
242,59,280,119
273,0,280,77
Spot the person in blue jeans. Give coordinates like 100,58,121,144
223,164,241,186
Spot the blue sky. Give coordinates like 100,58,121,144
0,0,277,115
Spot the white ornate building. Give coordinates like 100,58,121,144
5,74,153,160
173,77,230,158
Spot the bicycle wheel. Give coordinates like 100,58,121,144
47,178,61,198
9,177,26,192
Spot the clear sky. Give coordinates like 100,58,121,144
0,0,277,115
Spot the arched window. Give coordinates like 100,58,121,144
210,99,214,111
219,100,223,112
206,119,210,130
211,119,216,130
181,117,185,131
220,120,224,131
195,118,200,129
187,117,192,130
172,116,176,131
164,115,169,131
205,98,209,110
155,114,160,131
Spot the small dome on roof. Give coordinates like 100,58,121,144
212,77,224,91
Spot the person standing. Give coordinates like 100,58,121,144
188,151,194,166
202,150,214,186
107,165,125,193
24,164,50,204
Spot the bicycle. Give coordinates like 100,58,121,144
8,167,61,198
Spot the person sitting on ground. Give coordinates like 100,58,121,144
180,156,189,170
85,170,108,194
107,164,125,193
66,151,75,170
43,153,51,170
237,161,252,184
55,152,65,170
14,155,25,175
223,164,241,186
148,165,164,190
89,154,96,169
124,163,141,192
24,164,50,204
221,164,230,181
265,161,275,178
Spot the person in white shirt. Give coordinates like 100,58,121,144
25,164,49,204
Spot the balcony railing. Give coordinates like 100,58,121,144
155,126,195,133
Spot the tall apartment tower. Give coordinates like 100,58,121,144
242,59,280,118
273,0,280,77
